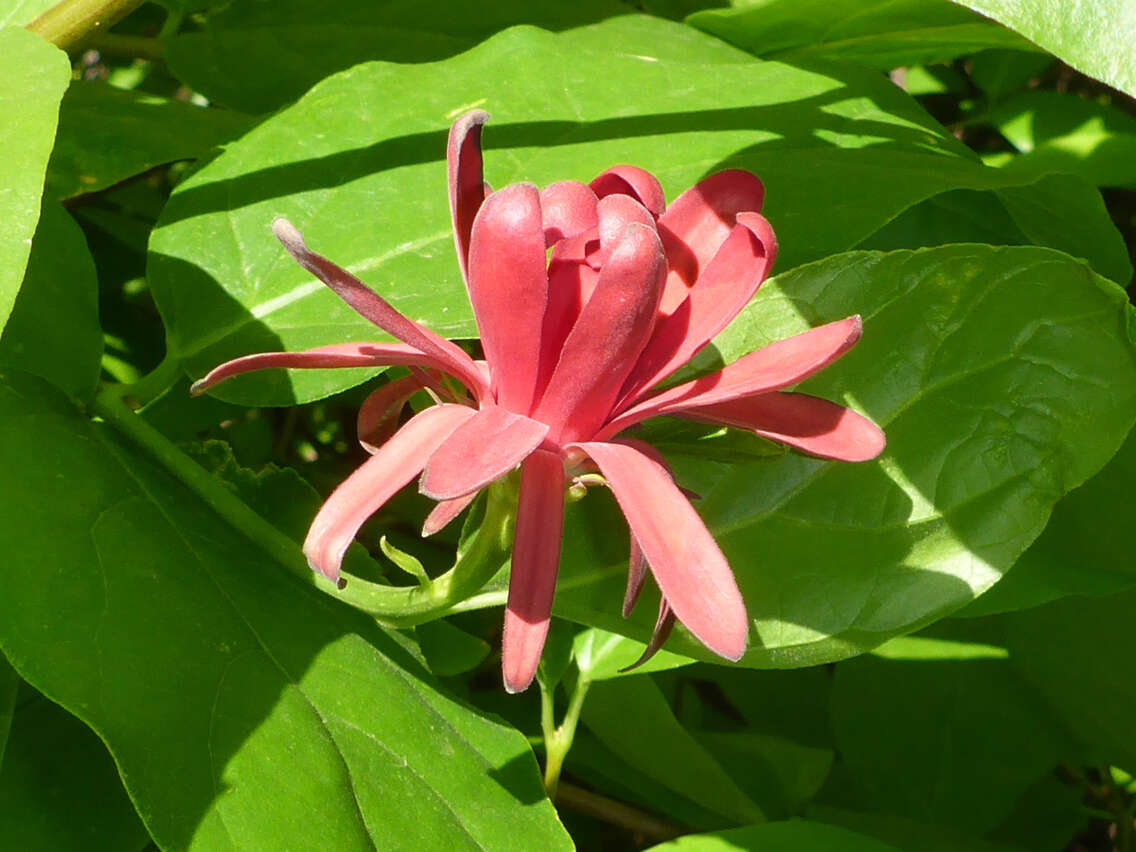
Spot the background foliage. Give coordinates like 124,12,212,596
3,0,1135,849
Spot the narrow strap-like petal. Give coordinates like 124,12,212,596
620,598,676,673
590,166,666,218
302,404,476,583
502,449,565,693
190,342,464,397
623,532,648,617
621,213,777,402
656,170,765,315
421,491,479,537
419,405,549,500
538,230,600,395
534,222,666,443
680,392,886,461
271,218,489,401
467,184,550,413
570,440,747,661
447,109,489,285
540,181,598,245
600,316,863,439
357,373,438,453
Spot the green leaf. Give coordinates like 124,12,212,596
806,806,1018,852
948,0,1136,99
150,21,1124,406
988,90,1136,189
0,201,102,400
686,0,1035,69
0,370,571,851
1005,587,1136,774
0,0,56,26
960,427,1136,616
164,0,629,113
0,655,15,766
45,81,255,200
830,651,1071,834
967,49,1054,101
413,620,490,677
581,677,766,824
0,685,151,851
573,627,696,680
0,28,70,336
644,820,900,851
696,732,834,818
554,245,1136,667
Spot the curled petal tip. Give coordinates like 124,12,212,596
272,217,305,253
304,551,341,585
188,379,208,397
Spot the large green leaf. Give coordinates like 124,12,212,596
0,0,56,26
0,28,70,336
0,370,571,851
0,201,102,400
686,0,1034,69
45,81,255,200
0,655,15,766
1005,587,1136,774
164,0,630,113
948,0,1136,99
553,245,1136,667
150,20,1124,406
830,650,1071,834
960,427,1136,616
0,685,151,851
644,821,900,851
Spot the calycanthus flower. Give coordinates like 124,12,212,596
192,111,885,692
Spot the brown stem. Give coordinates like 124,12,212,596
555,782,682,844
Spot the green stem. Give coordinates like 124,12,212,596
93,369,517,627
540,672,591,800
27,0,146,53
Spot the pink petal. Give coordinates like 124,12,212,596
570,440,747,661
680,392,886,461
502,449,566,693
271,219,488,400
356,374,437,453
419,405,549,500
189,342,462,397
302,404,476,582
593,193,657,268
467,184,549,413
421,492,479,537
534,222,666,443
600,315,863,439
657,170,765,316
538,230,600,395
621,213,777,401
590,166,666,218
447,109,489,285
540,181,598,245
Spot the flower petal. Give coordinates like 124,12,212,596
447,109,489,285
419,405,549,500
189,342,460,397
421,492,479,537
302,404,476,583
357,373,438,453
467,184,549,413
623,532,648,617
622,212,777,401
502,449,565,693
681,392,886,461
601,315,863,438
538,230,600,394
656,170,765,315
534,222,666,443
590,166,666,218
272,218,488,400
620,598,676,673
540,181,598,245
570,440,747,661
593,193,657,268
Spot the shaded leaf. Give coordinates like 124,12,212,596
697,732,834,818
554,245,1136,667
0,370,571,851
573,627,696,680
414,619,491,677
0,27,70,335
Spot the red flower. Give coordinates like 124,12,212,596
193,111,884,692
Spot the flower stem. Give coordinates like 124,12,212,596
540,672,591,800
27,0,145,52
555,783,681,843
93,367,516,627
